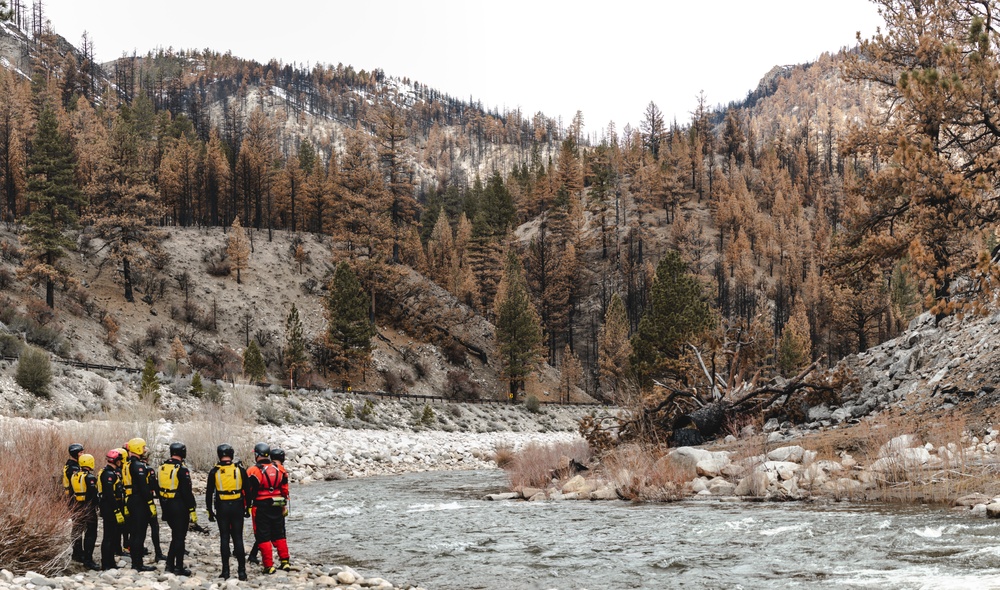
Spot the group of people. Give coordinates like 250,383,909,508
62,440,291,580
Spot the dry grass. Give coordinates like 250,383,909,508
173,399,256,471
602,444,686,502
0,421,75,575
503,439,591,489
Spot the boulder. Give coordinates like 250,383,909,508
954,493,991,508
734,471,770,497
767,445,805,463
986,503,1000,519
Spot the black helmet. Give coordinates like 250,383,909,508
270,448,285,463
169,442,187,459
253,442,270,459
68,443,84,458
217,444,234,460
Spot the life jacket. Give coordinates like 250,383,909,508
214,463,243,501
251,462,282,501
70,470,89,502
62,460,79,494
158,463,180,499
122,458,133,497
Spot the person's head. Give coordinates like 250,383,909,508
217,443,234,464
78,453,95,471
115,447,128,462
270,448,285,464
253,442,270,461
106,449,123,467
169,442,187,460
126,437,147,459
68,443,84,460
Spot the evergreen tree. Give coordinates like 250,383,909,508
243,340,266,383
140,356,159,402
630,250,715,389
598,293,632,402
20,102,82,308
189,371,204,397
283,303,309,388
323,261,375,378
494,250,542,401
777,298,811,377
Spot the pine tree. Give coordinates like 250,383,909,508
777,298,811,377
189,371,204,397
630,250,715,389
140,356,160,403
283,303,309,388
494,250,542,401
598,293,632,402
20,102,82,308
243,340,266,383
323,261,375,378
170,335,187,367
227,216,250,283
557,344,582,404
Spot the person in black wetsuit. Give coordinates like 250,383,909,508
206,443,249,581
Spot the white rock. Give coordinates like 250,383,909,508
767,445,805,463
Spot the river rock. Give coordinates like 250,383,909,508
955,493,991,508
879,434,920,457
735,471,770,497
767,446,805,463
562,475,589,494
519,486,543,499
590,485,618,500
759,461,799,481
707,478,736,496
986,503,1000,518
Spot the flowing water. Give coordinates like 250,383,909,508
288,470,1000,590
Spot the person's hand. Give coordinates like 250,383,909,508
282,507,288,517
148,502,157,518
244,508,251,518
115,511,125,525
208,513,216,523
189,510,198,524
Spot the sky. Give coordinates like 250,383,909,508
39,1,885,135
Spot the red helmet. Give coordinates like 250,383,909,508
106,449,122,463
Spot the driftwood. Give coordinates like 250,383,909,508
607,356,835,447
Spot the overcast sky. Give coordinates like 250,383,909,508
40,1,884,134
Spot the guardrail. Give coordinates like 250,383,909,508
0,355,606,407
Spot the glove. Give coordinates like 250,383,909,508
189,510,198,524
123,505,129,517
115,511,125,525
148,502,157,518
208,513,216,523
244,508,251,518
282,506,288,517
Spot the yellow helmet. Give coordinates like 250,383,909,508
126,438,147,457
115,447,128,460
78,453,95,470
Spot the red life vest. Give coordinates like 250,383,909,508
250,463,282,501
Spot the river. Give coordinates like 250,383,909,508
287,470,1000,590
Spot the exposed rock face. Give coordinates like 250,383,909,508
801,311,1000,426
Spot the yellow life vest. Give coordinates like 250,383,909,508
122,458,133,496
158,463,180,499
214,463,242,501
70,471,88,502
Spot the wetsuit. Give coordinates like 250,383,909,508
127,457,154,570
159,458,196,573
247,458,290,570
206,460,249,579
98,465,125,570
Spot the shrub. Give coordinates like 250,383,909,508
383,370,408,394
144,324,165,347
420,404,435,426
0,333,22,357
442,338,467,365
15,345,52,397
524,394,541,414
343,403,355,420
0,422,74,575
359,399,374,421
204,246,231,277
503,440,592,490
445,370,481,401
0,267,12,291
